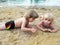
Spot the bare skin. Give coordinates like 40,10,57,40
0,9,39,33
0,17,36,33
15,17,36,33
37,18,57,33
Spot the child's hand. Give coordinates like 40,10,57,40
49,29,57,33
47,29,57,33
42,29,48,32
31,28,36,33
48,29,51,32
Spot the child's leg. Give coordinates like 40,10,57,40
0,23,6,30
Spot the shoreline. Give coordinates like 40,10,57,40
0,6,60,9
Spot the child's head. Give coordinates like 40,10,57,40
25,9,39,22
41,13,53,24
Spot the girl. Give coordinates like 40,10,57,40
37,13,57,33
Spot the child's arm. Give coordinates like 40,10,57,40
21,20,36,33
37,22,48,31
48,25,57,33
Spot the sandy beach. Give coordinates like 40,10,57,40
0,6,60,45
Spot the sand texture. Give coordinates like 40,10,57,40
0,6,60,45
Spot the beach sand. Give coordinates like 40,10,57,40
0,6,60,45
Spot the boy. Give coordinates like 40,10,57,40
0,9,38,33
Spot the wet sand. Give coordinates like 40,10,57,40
0,6,60,45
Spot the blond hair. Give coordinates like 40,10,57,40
40,13,53,22
25,9,39,19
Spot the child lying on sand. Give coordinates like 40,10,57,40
37,13,57,33
0,9,38,33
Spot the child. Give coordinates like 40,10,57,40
0,9,38,33
37,13,57,33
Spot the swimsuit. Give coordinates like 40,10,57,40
5,20,15,30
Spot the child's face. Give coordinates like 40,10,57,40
29,18,35,22
43,18,52,24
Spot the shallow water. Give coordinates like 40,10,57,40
0,0,60,6
0,7,60,45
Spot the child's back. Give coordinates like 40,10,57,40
15,17,25,27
